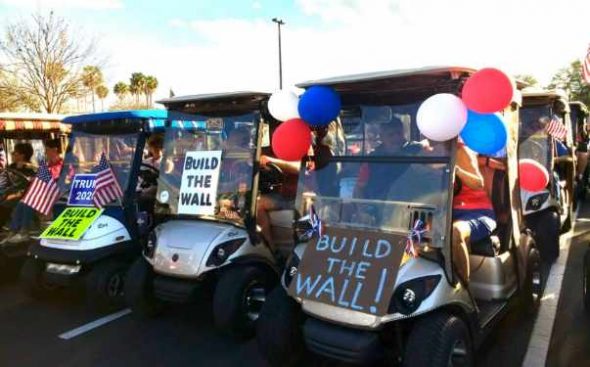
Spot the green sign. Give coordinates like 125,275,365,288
40,207,104,240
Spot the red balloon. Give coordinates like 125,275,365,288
519,159,549,192
462,68,514,113
271,118,311,161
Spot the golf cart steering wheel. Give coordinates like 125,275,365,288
138,163,160,188
5,167,30,183
259,162,284,194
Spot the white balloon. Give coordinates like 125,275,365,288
268,89,300,122
416,93,468,141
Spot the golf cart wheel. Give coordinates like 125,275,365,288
256,286,304,367
86,260,128,309
124,257,162,318
20,258,54,299
403,311,473,367
522,248,543,314
213,265,275,339
534,210,560,263
583,249,590,312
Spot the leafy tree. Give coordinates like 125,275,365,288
129,72,146,104
82,65,103,112
0,12,97,113
548,60,590,106
515,74,539,87
144,75,158,106
113,81,129,100
95,84,108,111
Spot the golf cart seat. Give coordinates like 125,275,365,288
269,210,295,254
470,235,500,257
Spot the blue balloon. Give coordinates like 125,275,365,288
298,85,341,127
460,111,507,155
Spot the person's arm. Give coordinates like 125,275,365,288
455,145,484,190
260,155,300,175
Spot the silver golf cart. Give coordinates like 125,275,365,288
256,67,542,366
124,92,296,338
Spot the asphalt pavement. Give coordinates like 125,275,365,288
0,212,589,367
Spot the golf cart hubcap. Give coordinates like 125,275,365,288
448,339,468,367
244,283,266,321
107,274,123,297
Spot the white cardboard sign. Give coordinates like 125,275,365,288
178,150,222,215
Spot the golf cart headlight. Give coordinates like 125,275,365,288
283,253,301,287
144,231,157,258
389,275,441,315
206,238,246,267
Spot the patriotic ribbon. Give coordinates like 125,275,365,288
405,219,426,258
305,204,323,239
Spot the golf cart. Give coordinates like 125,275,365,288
256,67,542,366
0,113,67,270
570,101,589,200
519,90,575,262
124,92,293,338
21,110,166,306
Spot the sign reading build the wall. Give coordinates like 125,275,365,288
288,226,405,316
40,207,104,240
178,151,222,215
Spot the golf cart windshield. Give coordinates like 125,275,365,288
519,105,552,170
296,104,452,247
156,113,258,225
58,132,138,194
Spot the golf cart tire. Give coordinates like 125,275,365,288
403,312,473,367
583,249,590,312
124,257,162,318
20,258,52,299
86,260,128,310
533,210,560,263
522,248,542,314
256,286,304,367
213,265,273,339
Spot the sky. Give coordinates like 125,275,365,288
1,0,590,106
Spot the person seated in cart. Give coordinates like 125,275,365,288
452,142,497,283
137,134,164,212
1,140,63,243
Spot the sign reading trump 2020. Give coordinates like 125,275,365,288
288,226,406,316
67,174,96,206
178,151,222,215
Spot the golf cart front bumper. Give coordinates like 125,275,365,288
28,240,137,265
303,318,385,365
152,274,206,303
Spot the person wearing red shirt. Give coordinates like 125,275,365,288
452,143,496,283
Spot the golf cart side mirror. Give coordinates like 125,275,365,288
293,214,314,243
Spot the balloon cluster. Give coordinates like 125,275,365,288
416,68,513,155
269,86,341,161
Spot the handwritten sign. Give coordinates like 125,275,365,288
178,151,222,215
40,207,104,240
288,226,405,316
67,174,97,206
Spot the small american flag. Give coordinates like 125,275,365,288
92,153,123,208
545,116,567,141
21,161,60,215
583,44,590,85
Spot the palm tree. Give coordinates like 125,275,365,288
95,85,109,111
81,65,103,112
113,82,129,101
144,75,158,106
129,72,146,106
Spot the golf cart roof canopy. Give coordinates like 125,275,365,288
158,91,270,116
522,88,570,111
297,66,478,105
0,112,68,138
63,109,168,124
570,101,589,116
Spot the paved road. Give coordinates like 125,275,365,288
0,217,586,367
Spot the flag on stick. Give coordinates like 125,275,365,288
92,153,123,208
21,161,59,215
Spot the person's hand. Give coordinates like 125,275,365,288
4,193,20,201
260,155,271,168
